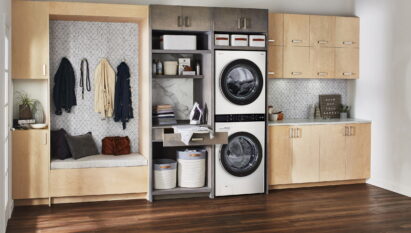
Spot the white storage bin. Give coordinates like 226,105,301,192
231,34,248,47
154,159,177,190
215,34,230,46
249,35,266,47
160,35,197,50
177,150,206,188
163,61,178,75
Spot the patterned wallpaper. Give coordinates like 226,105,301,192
50,21,139,153
267,79,350,119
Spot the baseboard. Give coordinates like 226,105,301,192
270,179,366,190
6,200,13,219
367,178,411,197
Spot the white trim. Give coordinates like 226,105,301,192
367,178,411,197
6,200,13,220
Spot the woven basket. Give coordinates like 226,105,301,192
177,150,206,188
154,159,177,190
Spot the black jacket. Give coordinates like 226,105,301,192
53,57,76,115
114,62,133,129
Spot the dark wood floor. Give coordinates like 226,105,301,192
6,184,411,233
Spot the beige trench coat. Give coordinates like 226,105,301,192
94,59,115,118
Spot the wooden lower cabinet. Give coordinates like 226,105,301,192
12,130,50,199
269,123,371,187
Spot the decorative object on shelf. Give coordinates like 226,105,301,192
177,149,206,188
268,105,273,115
32,100,45,123
178,58,191,75
80,58,91,100
231,34,249,46
152,59,157,75
152,105,177,126
319,94,342,119
164,61,178,75
308,104,316,119
102,136,131,155
154,159,177,190
249,35,266,47
53,57,77,115
30,123,47,129
269,113,278,121
16,119,35,129
94,58,115,119
215,34,230,46
189,102,203,125
114,61,134,129
196,61,201,75
340,104,351,119
16,91,34,120
156,60,163,75
160,35,197,50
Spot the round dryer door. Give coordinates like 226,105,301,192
220,59,263,105
220,132,263,177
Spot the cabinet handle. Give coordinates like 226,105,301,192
296,128,301,138
318,72,328,76
184,16,190,27
44,133,48,145
318,40,328,44
268,72,276,75
177,16,183,27
268,39,276,42
343,41,354,45
42,64,47,76
237,17,242,29
243,17,248,29
350,126,355,136
292,40,303,43
291,72,302,75
343,72,354,76
344,126,349,136
290,128,294,138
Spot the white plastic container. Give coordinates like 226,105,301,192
249,35,266,47
160,35,197,50
163,61,178,75
231,34,248,47
154,159,177,190
215,34,230,46
177,150,206,188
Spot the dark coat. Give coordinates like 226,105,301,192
53,57,76,115
114,62,133,129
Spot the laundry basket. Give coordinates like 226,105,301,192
154,159,177,190
177,150,206,188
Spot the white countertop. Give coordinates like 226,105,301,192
268,118,371,126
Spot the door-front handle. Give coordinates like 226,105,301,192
184,16,190,27
44,133,48,145
292,40,303,43
350,126,355,136
318,72,328,76
343,41,354,45
177,16,183,27
290,128,294,138
268,39,276,43
268,72,276,75
291,72,302,75
243,17,248,29
42,64,47,76
343,72,354,76
318,40,328,44
237,17,242,29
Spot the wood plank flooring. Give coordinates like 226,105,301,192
6,184,411,233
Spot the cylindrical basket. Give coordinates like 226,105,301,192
154,159,177,190
177,150,206,188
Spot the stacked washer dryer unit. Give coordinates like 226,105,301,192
215,50,266,196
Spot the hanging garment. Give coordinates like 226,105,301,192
80,58,91,100
94,58,116,119
53,57,76,115
114,62,134,129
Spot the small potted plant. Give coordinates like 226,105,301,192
340,104,351,119
16,91,34,120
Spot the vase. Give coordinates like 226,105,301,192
19,104,32,120
33,100,45,123
340,112,348,119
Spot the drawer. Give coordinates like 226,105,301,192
163,130,228,147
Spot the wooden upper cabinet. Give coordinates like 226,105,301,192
283,47,310,78
151,5,183,30
12,130,50,199
268,126,292,185
284,14,310,47
213,8,242,32
335,16,360,48
335,48,359,79
267,46,283,78
310,47,335,78
346,124,371,180
241,9,268,32
181,7,212,31
310,15,335,47
268,13,284,46
12,1,49,79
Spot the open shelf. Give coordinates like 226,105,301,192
152,187,211,196
153,75,204,79
214,45,266,51
152,120,209,129
152,49,211,54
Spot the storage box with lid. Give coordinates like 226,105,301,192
249,35,266,47
231,34,248,47
215,34,230,46
177,150,206,188
160,35,197,50
154,159,177,190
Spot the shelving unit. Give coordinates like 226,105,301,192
214,45,267,51
152,75,204,79
152,49,211,54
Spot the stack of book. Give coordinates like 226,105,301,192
153,105,177,126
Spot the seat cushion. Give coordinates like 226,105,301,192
51,153,147,169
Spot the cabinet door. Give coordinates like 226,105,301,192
346,124,371,180
267,45,283,78
284,14,310,47
292,126,320,183
283,47,310,78
335,48,359,79
182,6,211,31
268,126,292,185
310,15,335,47
151,5,183,31
12,130,49,199
12,1,49,79
268,13,284,46
310,47,335,78
335,17,360,48
213,8,242,32
319,125,347,181
242,9,268,33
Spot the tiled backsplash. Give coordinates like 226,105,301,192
267,79,350,119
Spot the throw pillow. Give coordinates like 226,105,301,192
65,132,99,159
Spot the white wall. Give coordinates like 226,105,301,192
352,0,411,197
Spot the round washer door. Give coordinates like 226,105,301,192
220,132,263,177
220,59,263,105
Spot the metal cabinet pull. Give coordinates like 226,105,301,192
268,72,276,75
177,16,183,27
318,40,328,44
290,128,294,138
42,64,47,76
292,40,303,43
184,16,190,27
291,72,302,75
344,126,349,136
268,39,276,42
44,133,48,145
237,17,242,29
350,126,355,136
243,17,248,29
343,72,354,76
343,41,354,45
318,72,328,76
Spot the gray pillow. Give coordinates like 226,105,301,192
65,132,99,159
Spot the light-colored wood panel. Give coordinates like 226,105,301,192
319,125,346,181
346,123,371,180
292,126,320,183
267,45,283,78
283,46,310,78
284,14,310,47
50,166,148,197
270,179,366,190
12,130,50,199
335,16,360,48
335,48,359,79
310,47,335,78
268,126,292,185
268,13,284,46
310,15,335,47
12,1,49,79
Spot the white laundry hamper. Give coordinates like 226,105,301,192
154,159,177,190
177,150,206,188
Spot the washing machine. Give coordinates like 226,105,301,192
215,50,266,115
215,116,265,196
